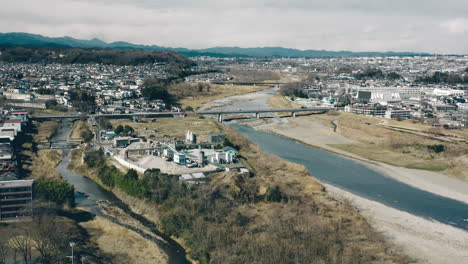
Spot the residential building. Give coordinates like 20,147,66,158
385,109,411,120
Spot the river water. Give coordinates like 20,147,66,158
232,124,468,230
53,122,190,264
207,87,468,231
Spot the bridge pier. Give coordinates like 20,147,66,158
255,113,260,119
217,114,224,122
292,112,296,118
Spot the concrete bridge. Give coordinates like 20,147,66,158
198,107,331,122
32,107,331,122
210,81,285,86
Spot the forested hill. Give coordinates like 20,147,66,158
0,45,194,67
0,32,438,58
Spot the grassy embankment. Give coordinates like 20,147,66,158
20,119,91,181
68,149,170,263
69,120,92,142
268,96,468,180
80,216,168,264
73,115,410,263
23,107,68,116
267,94,302,117
18,120,62,180
68,119,172,263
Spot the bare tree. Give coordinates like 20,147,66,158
31,214,66,263
0,238,9,264
9,230,33,264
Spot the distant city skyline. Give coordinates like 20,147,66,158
1,0,468,54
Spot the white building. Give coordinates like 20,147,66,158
433,88,465,97
185,130,197,144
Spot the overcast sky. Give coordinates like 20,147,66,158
1,0,468,54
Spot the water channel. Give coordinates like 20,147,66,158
53,122,190,264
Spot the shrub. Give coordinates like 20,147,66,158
80,129,94,143
427,144,445,153
265,186,288,202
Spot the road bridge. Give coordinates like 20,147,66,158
198,107,331,122
32,107,331,122
210,81,285,86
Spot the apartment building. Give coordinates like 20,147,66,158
0,176,33,222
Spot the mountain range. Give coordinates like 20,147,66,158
0,32,439,58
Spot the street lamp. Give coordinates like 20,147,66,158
67,242,76,264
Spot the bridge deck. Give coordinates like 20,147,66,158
198,107,330,115
32,107,331,119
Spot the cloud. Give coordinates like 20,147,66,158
440,18,468,34
0,0,467,53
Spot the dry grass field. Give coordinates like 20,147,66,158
266,95,467,180
171,83,268,109
310,112,468,180
25,108,68,116
80,217,168,264
109,116,221,142
32,120,58,143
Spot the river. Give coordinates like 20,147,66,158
207,87,468,231
53,121,190,264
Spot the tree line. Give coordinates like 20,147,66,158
417,71,468,85
0,46,194,68
354,68,401,80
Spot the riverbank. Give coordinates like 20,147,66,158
326,184,468,264
267,96,468,180
254,116,468,205
242,116,468,263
